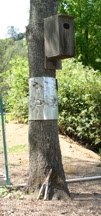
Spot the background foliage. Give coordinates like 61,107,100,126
0,38,29,123
58,59,101,151
58,0,101,71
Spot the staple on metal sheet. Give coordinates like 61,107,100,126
29,77,58,120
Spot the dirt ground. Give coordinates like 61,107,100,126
0,122,101,216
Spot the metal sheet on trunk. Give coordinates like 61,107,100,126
29,77,58,120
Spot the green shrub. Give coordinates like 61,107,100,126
58,59,101,151
1,57,29,123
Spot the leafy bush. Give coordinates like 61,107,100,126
1,57,29,123
58,59,101,151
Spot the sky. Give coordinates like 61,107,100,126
0,0,30,39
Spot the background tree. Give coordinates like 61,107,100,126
26,0,69,199
0,38,15,73
7,26,19,41
58,0,101,70
7,26,25,41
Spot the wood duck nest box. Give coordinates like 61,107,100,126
44,14,75,69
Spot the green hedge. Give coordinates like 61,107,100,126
58,59,101,151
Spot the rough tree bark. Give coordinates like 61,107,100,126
26,0,70,200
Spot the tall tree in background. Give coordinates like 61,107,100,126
26,0,69,199
0,39,15,73
58,0,101,70
7,26,25,41
7,26,19,41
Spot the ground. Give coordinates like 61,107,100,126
0,122,101,216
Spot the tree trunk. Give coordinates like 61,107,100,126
26,0,70,200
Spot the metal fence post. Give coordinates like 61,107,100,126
0,97,10,185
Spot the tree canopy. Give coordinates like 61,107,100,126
58,0,101,70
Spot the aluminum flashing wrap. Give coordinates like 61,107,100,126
29,77,58,120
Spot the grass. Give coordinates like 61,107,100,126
0,146,3,151
97,163,101,167
8,144,27,153
8,163,21,167
0,113,13,124
5,113,14,123
0,138,27,154
63,162,77,174
99,148,101,159
96,148,101,167
0,187,9,198
0,186,23,198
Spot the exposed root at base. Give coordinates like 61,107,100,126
26,184,71,201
